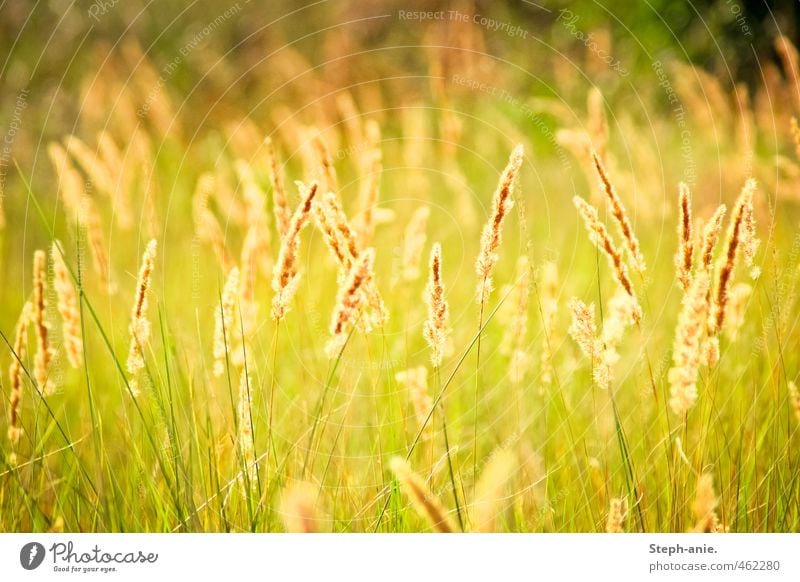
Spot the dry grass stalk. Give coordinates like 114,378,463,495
395,367,432,434
539,261,559,387
471,449,515,532
587,87,608,163
502,256,531,385
48,142,87,218
789,381,800,424
401,206,430,281
668,272,711,415
8,302,31,447
356,120,383,245
791,117,800,161
265,137,292,238
271,181,319,320
776,36,800,111
32,250,54,395
311,130,338,193
573,196,641,322
325,248,375,357
312,196,352,277
592,152,646,273
239,226,260,342
675,182,694,291
192,173,234,271
724,283,752,340
710,180,756,334
389,456,455,533
237,369,257,492
126,239,157,395
64,135,115,197
280,482,322,533
336,91,363,148
606,497,628,533
213,267,240,377
314,192,388,330
568,298,608,389
51,243,82,368
96,131,132,229
475,144,524,305
691,473,724,533
423,243,451,368
699,204,727,272
235,160,272,278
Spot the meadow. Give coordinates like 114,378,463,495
1,1,800,533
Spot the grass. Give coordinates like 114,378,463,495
1,12,800,533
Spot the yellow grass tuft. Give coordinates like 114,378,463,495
675,182,694,291
271,181,319,320
280,481,322,533
32,250,55,395
126,239,157,395
423,243,451,368
592,152,646,272
326,248,375,357
51,243,82,368
573,196,641,322
8,302,31,447
213,267,240,377
606,497,628,533
389,456,455,533
668,272,711,416
475,144,524,305
471,449,516,532
691,473,724,533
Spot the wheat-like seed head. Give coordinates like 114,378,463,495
605,497,628,533
51,243,82,368
271,181,319,320
691,473,724,533
96,131,133,229
48,142,87,219
311,130,338,193
475,144,524,305
32,250,55,395
235,160,272,278
699,204,727,272
423,243,451,368
710,180,755,334
395,367,432,435
8,302,31,446
592,152,646,273
192,173,234,271
789,381,800,424
325,248,375,357
675,182,694,291
539,261,559,387
126,239,157,394
236,368,257,492
568,298,609,389
791,117,800,161
64,135,115,197
356,120,383,246
213,267,240,377
668,272,711,416
280,481,322,533
401,206,430,281
389,456,455,533
265,137,292,238
471,449,516,532
587,87,608,163
573,196,642,322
